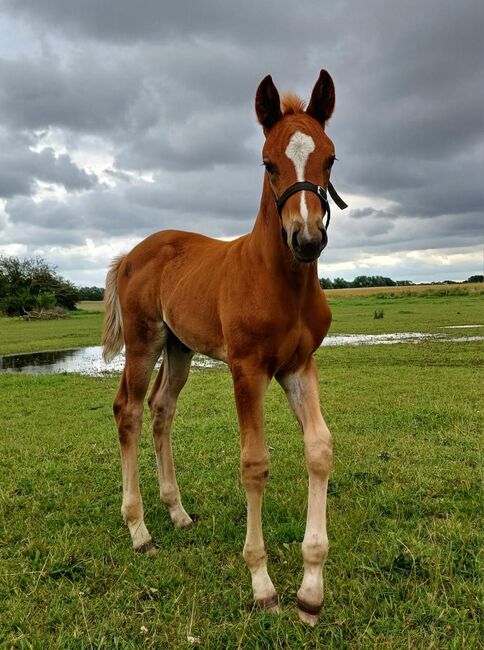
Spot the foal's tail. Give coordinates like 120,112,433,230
102,256,125,362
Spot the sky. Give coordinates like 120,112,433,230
0,0,482,286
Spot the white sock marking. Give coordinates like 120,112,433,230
285,131,315,230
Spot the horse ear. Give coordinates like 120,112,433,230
255,75,282,134
306,69,335,128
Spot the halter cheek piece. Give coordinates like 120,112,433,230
275,180,348,232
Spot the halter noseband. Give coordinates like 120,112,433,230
276,180,348,231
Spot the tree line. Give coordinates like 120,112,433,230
319,274,483,290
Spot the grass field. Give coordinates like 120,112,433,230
77,301,105,313
324,282,484,298
0,286,482,356
0,292,483,647
0,311,104,355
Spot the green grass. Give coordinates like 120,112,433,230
0,311,104,355
327,292,484,335
325,281,484,298
1,292,483,356
1,337,482,648
76,301,105,312
0,293,482,646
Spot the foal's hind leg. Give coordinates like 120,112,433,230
278,358,332,626
114,328,165,552
148,334,194,528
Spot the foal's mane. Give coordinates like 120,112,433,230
281,92,306,116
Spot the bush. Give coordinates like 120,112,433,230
36,291,56,310
0,256,79,316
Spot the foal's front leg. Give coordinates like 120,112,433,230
279,358,332,626
231,363,278,610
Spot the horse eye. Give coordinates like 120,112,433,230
327,156,337,170
263,161,276,175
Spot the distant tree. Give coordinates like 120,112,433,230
55,280,80,310
333,277,350,289
78,286,104,301
464,275,483,283
352,275,396,287
0,256,79,315
319,277,333,290
322,275,407,289
396,280,414,286
379,276,397,287
351,275,370,287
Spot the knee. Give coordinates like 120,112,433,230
240,452,270,490
302,534,329,564
305,433,332,477
243,542,266,567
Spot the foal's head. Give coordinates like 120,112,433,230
256,70,337,263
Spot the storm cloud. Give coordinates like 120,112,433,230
0,0,482,284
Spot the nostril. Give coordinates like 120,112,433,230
291,230,300,249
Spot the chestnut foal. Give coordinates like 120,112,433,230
103,70,347,625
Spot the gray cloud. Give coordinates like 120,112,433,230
4,164,262,245
2,0,342,47
0,0,482,284
0,130,98,198
115,106,257,172
0,54,147,134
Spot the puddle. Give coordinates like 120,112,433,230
322,332,484,346
1,332,482,376
0,346,224,377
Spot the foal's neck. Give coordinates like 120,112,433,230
248,175,318,287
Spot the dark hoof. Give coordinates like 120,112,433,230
135,541,158,554
297,597,321,626
296,597,322,616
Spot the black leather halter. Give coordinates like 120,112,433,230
276,180,348,230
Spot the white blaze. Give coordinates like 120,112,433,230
285,131,315,226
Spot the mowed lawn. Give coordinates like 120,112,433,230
0,292,482,647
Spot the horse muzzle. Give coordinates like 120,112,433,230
291,226,328,263
275,180,348,261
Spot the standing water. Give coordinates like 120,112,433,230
0,329,482,376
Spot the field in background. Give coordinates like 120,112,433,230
77,300,105,312
325,281,483,298
0,311,104,356
0,290,482,356
78,281,484,309
327,291,483,336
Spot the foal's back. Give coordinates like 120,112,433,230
115,229,264,361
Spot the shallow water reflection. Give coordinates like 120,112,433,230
0,331,482,376
0,346,223,377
